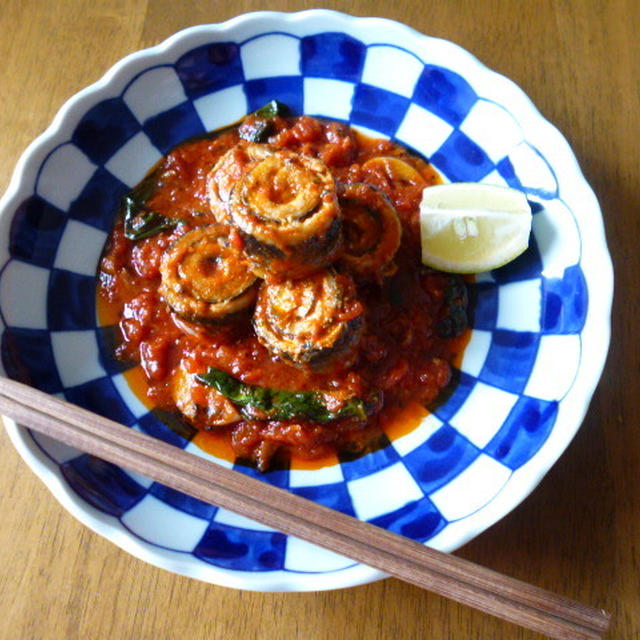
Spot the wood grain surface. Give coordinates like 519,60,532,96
0,1,634,639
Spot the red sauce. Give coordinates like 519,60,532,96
98,114,470,470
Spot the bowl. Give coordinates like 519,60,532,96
0,10,613,591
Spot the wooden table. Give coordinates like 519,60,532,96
0,1,634,638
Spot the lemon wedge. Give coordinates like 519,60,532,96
419,183,532,273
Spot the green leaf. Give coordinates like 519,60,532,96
254,100,290,119
121,174,181,241
123,203,180,241
128,173,157,204
239,100,291,143
195,367,368,424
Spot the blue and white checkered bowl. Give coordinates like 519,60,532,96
0,10,613,591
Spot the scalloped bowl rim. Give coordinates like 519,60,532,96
0,10,613,591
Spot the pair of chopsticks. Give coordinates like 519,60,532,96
0,378,610,639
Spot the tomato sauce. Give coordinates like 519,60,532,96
98,113,470,470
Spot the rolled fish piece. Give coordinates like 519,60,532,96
159,225,259,322
253,269,364,369
207,142,274,223
338,182,402,278
228,150,341,279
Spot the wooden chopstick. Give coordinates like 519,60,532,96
0,378,610,639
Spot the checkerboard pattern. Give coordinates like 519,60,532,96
0,31,586,576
